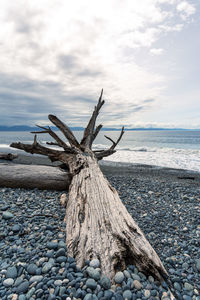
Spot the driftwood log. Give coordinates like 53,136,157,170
0,163,71,190
10,90,169,283
0,152,18,160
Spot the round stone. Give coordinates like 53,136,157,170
100,275,111,289
47,241,58,250
144,289,151,298
196,259,200,272
86,278,97,290
55,248,66,257
83,294,98,300
2,211,14,219
3,278,14,287
12,224,21,232
42,262,53,273
54,280,62,286
27,263,38,275
174,282,182,291
114,271,124,284
123,290,132,300
87,267,101,281
16,281,29,293
6,266,18,278
56,256,67,263
29,275,43,283
184,282,193,291
133,280,142,290
89,259,100,268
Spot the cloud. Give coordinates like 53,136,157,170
150,48,164,55
176,1,196,19
0,0,198,128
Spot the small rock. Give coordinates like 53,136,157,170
89,258,100,268
123,290,132,300
86,278,97,290
27,264,38,275
42,262,53,273
16,281,29,293
87,267,101,280
133,280,142,290
196,259,200,272
174,282,182,291
29,275,43,283
54,279,62,286
144,289,151,298
6,266,18,278
2,211,14,219
47,241,58,250
114,271,124,284
55,248,66,257
100,275,111,289
83,294,98,300
3,278,14,287
184,282,193,291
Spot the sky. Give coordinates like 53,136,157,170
0,0,199,129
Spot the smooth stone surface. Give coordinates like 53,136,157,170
87,267,101,281
100,275,111,289
114,271,125,284
123,290,132,300
3,278,14,287
89,259,100,268
6,266,18,279
86,278,97,290
2,211,14,219
16,281,29,293
133,280,142,290
29,275,43,283
27,263,38,275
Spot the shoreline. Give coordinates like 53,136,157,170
1,153,200,185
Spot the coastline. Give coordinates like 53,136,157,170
1,153,200,185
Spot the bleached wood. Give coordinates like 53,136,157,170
0,163,70,190
66,154,168,281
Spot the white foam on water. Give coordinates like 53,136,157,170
101,147,200,172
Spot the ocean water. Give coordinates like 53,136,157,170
0,130,200,172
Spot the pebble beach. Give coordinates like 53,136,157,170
0,156,200,300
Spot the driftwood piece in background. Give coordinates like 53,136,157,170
0,152,18,161
0,163,71,190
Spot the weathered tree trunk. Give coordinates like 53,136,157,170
66,154,167,280
10,90,170,284
0,163,71,190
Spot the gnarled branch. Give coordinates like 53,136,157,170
81,89,104,148
48,115,80,148
95,126,125,160
31,125,74,153
10,136,65,162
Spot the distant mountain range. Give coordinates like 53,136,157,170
0,125,197,131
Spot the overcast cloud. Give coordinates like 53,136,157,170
0,0,199,128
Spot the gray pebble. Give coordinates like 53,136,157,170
100,275,111,289
86,278,97,290
2,211,14,219
3,278,14,287
16,281,29,293
114,271,124,284
6,266,17,278
27,263,38,275
89,258,100,268
123,290,132,300
29,275,43,283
